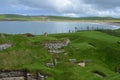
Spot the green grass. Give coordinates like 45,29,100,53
0,30,120,80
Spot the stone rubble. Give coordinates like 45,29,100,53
0,70,45,80
0,43,11,51
78,62,86,67
69,59,77,63
0,77,25,80
45,63,54,68
48,49,64,54
43,39,70,53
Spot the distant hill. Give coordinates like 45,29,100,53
0,14,120,22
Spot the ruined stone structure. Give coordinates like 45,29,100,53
78,62,86,67
48,49,64,54
69,59,77,63
0,70,26,80
0,43,11,51
45,63,54,68
43,39,70,53
0,70,44,80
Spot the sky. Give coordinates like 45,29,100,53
0,0,120,18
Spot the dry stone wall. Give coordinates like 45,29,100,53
0,44,11,51
0,70,45,80
43,39,70,53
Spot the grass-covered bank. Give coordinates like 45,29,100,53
0,29,120,80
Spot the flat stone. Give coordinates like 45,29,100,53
69,59,77,63
78,62,86,67
48,50,64,54
0,77,25,80
0,43,12,51
93,71,106,78
38,73,44,80
45,63,54,68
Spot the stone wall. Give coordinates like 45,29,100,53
0,70,45,80
0,77,25,80
43,39,70,53
0,70,26,80
0,43,11,51
43,39,70,49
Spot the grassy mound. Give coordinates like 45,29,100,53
0,30,120,80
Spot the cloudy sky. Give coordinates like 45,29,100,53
0,0,120,17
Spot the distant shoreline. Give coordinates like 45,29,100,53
0,20,120,27
0,14,120,24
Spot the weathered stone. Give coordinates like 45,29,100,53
69,59,77,63
92,71,106,78
27,73,37,80
43,39,70,49
0,70,45,80
0,43,12,51
48,50,64,54
45,63,54,68
43,39,70,53
0,70,25,78
0,70,26,80
38,73,44,80
78,62,86,67
0,77,25,80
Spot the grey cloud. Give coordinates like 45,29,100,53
18,0,90,14
19,0,62,13
83,0,120,10
0,0,120,17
